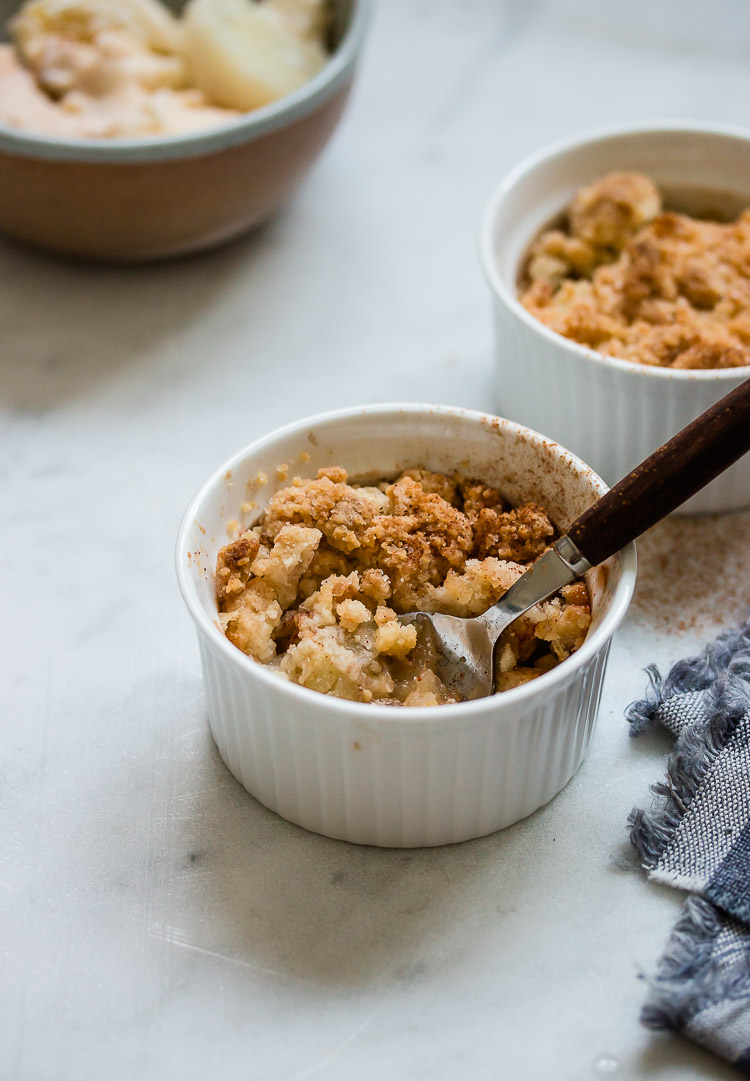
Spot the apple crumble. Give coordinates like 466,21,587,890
519,171,750,369
215,467,591,706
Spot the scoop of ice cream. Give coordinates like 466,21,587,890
10,0,186,97
268,0,330,40
0,0,329,139
181,0,328,111
0,35,238,138
11,0,181,57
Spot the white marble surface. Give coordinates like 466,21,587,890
4,1,750,1078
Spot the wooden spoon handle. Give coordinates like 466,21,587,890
567,376,750,567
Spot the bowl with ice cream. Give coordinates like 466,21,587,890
480,122,750,514
176,403,636,846
0,0,369,260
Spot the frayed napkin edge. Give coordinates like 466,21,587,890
626,621,750,873
641,896,740,1032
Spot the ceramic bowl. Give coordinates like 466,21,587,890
175,404,637,848
480,122,750,515
0,0,369,261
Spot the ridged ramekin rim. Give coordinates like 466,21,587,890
175,402,637,727
0,0,371,163
479,118,750,383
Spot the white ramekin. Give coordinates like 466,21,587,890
176,404,636,848
480,122,750,515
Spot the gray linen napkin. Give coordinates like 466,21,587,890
627,622,750,1073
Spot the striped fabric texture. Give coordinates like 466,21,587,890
627,622,750,1074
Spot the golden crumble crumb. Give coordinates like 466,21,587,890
276,464,289,481
226,519,240,537
317,466,348,483
569,172,661,249
361,567,391,604
215,467,591,706
336,598,370,632
241,501,256,513
373,606,419,658
300,451,311,463
519,171,750,370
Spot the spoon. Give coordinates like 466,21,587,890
400,377,750,700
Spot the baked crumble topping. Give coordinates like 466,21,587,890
519,171,750,369
215,467,591,706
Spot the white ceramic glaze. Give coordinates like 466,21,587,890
480,121,750,515
176,404,636,847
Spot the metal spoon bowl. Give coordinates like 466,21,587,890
399,377,750,701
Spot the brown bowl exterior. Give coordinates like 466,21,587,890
0,83,350,262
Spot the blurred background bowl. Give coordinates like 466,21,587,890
480,122,750,515
0,0,369,261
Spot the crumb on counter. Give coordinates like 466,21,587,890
215,466,591,706
519,171,750,370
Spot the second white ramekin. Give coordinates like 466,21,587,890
480,122,750,515
176,404,636,848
